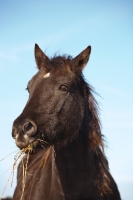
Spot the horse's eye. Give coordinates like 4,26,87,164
59,84,68,92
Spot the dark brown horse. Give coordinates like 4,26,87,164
12,44,121,200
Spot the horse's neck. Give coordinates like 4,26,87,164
17,139,93,199
55,139,88,165
53,104,90,176
53,137,93,195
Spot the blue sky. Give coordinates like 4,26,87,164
0,0,133,199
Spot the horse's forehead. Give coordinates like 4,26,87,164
42,61,73,79
30,65,73,87
50,57,72,76
53,65,72,77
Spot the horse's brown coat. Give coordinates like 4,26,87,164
12,44,121,200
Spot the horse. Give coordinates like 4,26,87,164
11,44,121,200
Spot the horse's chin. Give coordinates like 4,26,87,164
20,138,50,154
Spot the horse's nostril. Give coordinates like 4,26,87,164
12,126,17,139
23,121,37,136
23,122,33,132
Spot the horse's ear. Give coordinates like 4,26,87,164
71,46,91,74
34,44,50,70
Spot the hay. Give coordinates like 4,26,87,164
0,144,34,200
0,138,49,200
20,146,31,200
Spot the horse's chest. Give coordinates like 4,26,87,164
13,150,65,200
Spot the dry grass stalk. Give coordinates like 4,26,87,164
0,150,18,162
0,144,34,200
20,149,30,200
0,139,49,200
19,144,34,200
19,140,49,200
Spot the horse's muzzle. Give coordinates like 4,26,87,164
12,119,37,149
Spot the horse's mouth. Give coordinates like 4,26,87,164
15,134,37,149
15,133,50,153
